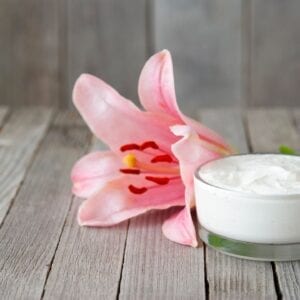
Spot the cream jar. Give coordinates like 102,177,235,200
194,154,300,261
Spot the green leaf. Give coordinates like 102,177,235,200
279,145,297,155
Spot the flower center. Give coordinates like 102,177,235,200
119,141,180,194
122,153,179,175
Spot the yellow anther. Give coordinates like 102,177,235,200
122,153,137,168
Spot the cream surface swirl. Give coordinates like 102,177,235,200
199,154,300,195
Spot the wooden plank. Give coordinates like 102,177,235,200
247,108,300,299
250,1,300,106
199,109,248,153
247,108,300,153
119,212,205,299
0,108,53,224
66,0,147,107
154,0,242,114
0,107,9,127
0,112,91,299
273,262,300,300
52,110,86,127
200,109,277,299
43,138,128,300
293,108,300,132
0,1,59,106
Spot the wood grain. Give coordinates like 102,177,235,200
119,209,205,299
43,138,128,300
0,107,9,127
247,108,300,152
247,107,300,300
66,0,147,107
154,0,242,114
0,0,59,106
0,112,90,299
200,109,277,300
250,0,300,106
199,109,248,153
293,108,300,132
0,108,53,225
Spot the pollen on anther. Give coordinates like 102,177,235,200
128,185,147,194
151,154,173,163
120,143,140,152
145,176,170,185
140,141,159,150
120,168,140,174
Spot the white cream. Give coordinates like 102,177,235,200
199,154,300,195
194,154,300,244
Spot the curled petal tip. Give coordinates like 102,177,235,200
77,203,89,226
72,73,90,106
191,240,198,248
77,73,91,81
77,218,86,227
73,73,93,90
160,49,170,57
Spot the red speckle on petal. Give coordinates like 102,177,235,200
120,143,140,152
145,176,170,185
120,168,141,174
140,141,159,150
128,185,148,194
151,154,173,163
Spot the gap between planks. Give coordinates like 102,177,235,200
0,107,53,227
0,111,91,300
42,137,129,300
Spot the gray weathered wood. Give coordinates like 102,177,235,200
43,138,128,300
199,109,248,153
200,109,277,300
250,1,300,106
119,209,205,299
67,0,147,107
154,0,242,114
247,108,300,152
0,107,9,127
293,108,300,132
273,262,300,300
0,112,90,299
0,108,53,225
247,107,300,300
0,0,59,106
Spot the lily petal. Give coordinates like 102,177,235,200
171,125,220,188
139,50,233,154
138,49,180,118
78,177,185,226
162,206,198,247
162,125,221,247
71,151,121,198
73,73,178,154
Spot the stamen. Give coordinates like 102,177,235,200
120,168,140,174
151,154,174,163
145,176,170,185
136,161,180,175
128,185,148,194
197,134,232,154
140,141,159,150
123,154,137,168
120,143,140,152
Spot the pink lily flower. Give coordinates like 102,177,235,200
71,50,233,247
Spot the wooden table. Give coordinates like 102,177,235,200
0,106,299,300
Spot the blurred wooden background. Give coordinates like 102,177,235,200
0,0,299,111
